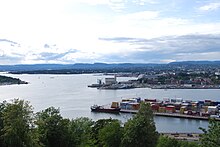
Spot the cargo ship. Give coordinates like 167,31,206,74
91,103,121,114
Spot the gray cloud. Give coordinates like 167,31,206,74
38,49,78,61
0,54,24,64
100,51,172,63
0,39,18,45
44,44,50,48
99,34,220,62
100,34,220,54
1,34,220,64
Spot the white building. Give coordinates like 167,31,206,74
105,75,117,85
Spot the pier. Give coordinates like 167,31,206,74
119,109,220,121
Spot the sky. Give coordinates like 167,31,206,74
0,0,220,64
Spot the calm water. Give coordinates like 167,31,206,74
1,73,220,133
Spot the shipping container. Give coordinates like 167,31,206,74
111,102,119,108
180,106,187,114
131,103,140,110
145,99,157,103
159,107,166,113
208,106,218,115
165,105,175,113
151,104,159,112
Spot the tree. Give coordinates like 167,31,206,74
1,99,35,147
200,119,220,147
156,136,179,147
0,101,6,146
98,120,122,147
91,118,121,147
122,102,159,147
68,117,94,147
179,141,199,147
156,136,199,147
35,107,70,147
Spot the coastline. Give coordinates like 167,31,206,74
161,132,201,142
88,83,220,90
0,82,28,86
0,75,28,86
119,109,220,121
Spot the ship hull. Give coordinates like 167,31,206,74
91,105,120,114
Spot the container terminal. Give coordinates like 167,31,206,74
91,97,220,121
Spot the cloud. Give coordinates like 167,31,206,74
0,54,24,65
74,0,126,11
0,39,18,45
44,44,50,48
132,0,158,5
176,52,220,61
0,1,220,64
120,11,159,20
199,2,220,11
0,40,81,64
74,0,158,11
0,34,220,64
80,0,109,5
99,34,220,63
38,49,78,61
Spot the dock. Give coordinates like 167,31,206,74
119,109,220,121
161,132,201,142
153,112,220,121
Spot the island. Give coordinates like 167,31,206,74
0,75,28,86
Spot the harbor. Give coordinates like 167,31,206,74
1,73,218,133
162,132,201,142
91,97,220,121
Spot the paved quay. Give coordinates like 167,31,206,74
119,109,220,121
161,132,202,142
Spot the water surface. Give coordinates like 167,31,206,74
1,73,219,133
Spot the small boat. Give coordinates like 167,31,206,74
91,104,121,113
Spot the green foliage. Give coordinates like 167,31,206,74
1,99,35,147
211,76,220,84
158,76,166,84
157,136,179,147
98,120,122,147
157,136,199,147
179,141,199,147
200,119,220,147
0,99,203,147
91,118,121,146
0,101,6,146
68,117,94,147
35,107,70,147
122,102,159,147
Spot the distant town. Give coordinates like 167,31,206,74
86,62,220,89
88,70,220,89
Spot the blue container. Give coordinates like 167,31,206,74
136,97,141,103
198,101,204,105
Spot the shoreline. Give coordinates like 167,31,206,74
161,132,201,142
88,83,220,90
119,109,220,121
